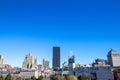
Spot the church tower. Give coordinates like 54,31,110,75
22,52,38,70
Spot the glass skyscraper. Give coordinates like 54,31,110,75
52,47,60,68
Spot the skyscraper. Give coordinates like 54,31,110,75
52,47,60,68
0,55,4,65
42,58,49,70
68,55,75,76
107,49,120,67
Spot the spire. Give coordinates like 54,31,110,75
35,58,37,63
27,51,32,57
69,50,74,58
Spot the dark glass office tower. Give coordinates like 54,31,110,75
52,47,60,68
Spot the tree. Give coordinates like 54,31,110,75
31,76,36,80
5,73,12,80
38,75,43,80
70,76,77,80
25,78,32,80
64,75,70,80
17,76,23,80
50,76,58,80
78,75,87,80
0,76,5,80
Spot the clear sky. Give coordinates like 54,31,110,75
0,0,120,67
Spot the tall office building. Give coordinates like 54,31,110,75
0,55,4,65
68,55,75,64
52,47,60,68
42,58,49,70
107,49,120,67
68,54,75,76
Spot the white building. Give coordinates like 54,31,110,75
107,49,120,67
74,66,113,80
20,70,39,79
42,58,49,70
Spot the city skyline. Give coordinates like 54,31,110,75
0,47,120,68
0,0,120,67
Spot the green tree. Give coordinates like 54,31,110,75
64,75,70,80
0,76,5,80
5,73,12,80
78,75,87,80
70,76,77,80
31,76,36,80
38,75,43,80
50,76,58,80
25,78,32,80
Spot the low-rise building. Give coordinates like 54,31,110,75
20,70,39,79
74,66,113,80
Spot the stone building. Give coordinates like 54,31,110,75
42,58,49,70
22,52,38,70
107,49,120,67
20,70,39,79
74,66,113,80
0,55,4,65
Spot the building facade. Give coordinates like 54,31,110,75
92,58,106,66
0,55,4,65
22,52,38,70
52,47,60,68
42,58,49,70
20,70,39,79
74,66,113,80
107,49,120,67
68,55,75,76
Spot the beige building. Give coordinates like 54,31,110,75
42,58,49,70
0,55,4,65
107,49,120,67
22,52,38,70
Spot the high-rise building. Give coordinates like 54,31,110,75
107,49,120,67
22,52,38,70
68,54,75,76
42,58,49,70
0,55,4,65
68,55,75,64
52,47,60,68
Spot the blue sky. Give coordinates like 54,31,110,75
0,0,120,67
